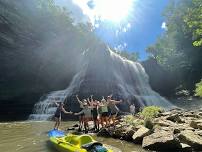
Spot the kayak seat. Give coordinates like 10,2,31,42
78,135,94,146
82,142,103,149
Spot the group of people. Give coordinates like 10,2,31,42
53,94,124,132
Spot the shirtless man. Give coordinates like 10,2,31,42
107,95,122,127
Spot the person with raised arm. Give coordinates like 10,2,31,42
54,101,72,130
74,101,92,133
107,95,122,127
99,96,109,128
76,95,85,131
88,95,99,131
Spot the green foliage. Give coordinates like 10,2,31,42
140,106,162,119
184,0,202,47
195,79,202,97
144,118,154,129
123,115,144,126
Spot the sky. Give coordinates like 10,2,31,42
56,0,169,60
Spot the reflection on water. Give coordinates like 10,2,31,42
0,121,149,152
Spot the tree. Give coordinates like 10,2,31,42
145,0,202,93
184,0,202,46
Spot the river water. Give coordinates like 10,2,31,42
0,121,149,152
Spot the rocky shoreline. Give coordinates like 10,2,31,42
92,108,202,152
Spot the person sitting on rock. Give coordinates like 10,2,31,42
107,95,122,128
54,101,72,130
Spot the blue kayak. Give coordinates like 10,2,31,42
48,129,65,137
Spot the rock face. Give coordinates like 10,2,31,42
132,126,150,143
142,130,181,150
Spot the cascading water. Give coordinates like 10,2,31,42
29,45,172,120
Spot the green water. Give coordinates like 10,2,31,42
0,121,148,152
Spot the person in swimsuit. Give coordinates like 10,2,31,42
74,102,92,133
130,103,136,116
54,102,72,130
99,97,109,128
76,95,86,131
88,95,99,131
107,95,122,127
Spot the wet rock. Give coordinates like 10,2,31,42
178,130,202,150
97,128,111,137
142,130,181,150
132,126,151,144
124,127,136,141
111,128,126,139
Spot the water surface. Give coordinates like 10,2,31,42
0,121,148,152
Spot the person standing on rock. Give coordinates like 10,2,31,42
76,95,85,131
107,95,122,127
88,95,99,131
130,103,136,116
54,101,72,130
74,102,92,133
100,97,109,128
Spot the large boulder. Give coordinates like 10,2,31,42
153,118,176,127
190,120,202,129
142,130,181,151
132,126,151,143
178,130,202,150
97,128,111,137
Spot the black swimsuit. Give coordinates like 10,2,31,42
54,107,62,118
92,108,98,119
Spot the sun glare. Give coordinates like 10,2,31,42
93,0,133,22
73,0,133,23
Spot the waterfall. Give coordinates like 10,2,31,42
29,46,172,120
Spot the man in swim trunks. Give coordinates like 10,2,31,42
107,95,122,127
74,102,92,133
88,95,99,131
